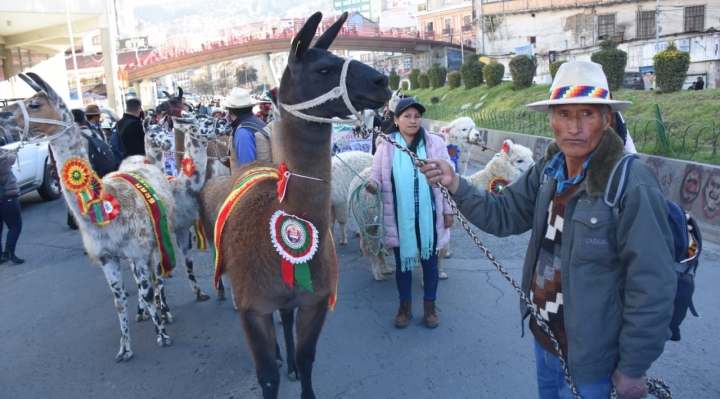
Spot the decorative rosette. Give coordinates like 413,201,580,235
62,158,93,193
182,158,195,177
488,177,509,195
270,210,318,292
102,193,120,221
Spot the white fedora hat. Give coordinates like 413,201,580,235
222,87,257,109
527,61,631,114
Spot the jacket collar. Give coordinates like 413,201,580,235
544,128,625,197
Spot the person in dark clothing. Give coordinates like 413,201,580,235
85,105,106,142
0,149,24,264
116,98,146,158
692,76,704,90
223,87,270,166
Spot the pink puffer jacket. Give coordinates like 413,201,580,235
370,129,453,250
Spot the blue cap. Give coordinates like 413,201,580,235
394,97,426,116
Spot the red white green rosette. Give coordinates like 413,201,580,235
488,176,509,195
270,210,318,292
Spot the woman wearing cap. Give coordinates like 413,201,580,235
418,61,674,399
365,98,454,329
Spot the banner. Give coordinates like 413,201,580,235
331,123,372,154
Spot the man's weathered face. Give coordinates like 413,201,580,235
550,103,610,164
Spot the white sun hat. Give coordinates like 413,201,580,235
222,87,257,109
526,61,632,114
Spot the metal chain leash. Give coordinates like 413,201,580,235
359,126,673,399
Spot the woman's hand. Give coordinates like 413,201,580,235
417,159,459,193
365,181,378,194
444,214,454,229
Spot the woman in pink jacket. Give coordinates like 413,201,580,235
365,98,454,329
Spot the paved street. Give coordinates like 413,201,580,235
1,165,720,398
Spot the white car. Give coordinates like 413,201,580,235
0,130,61,201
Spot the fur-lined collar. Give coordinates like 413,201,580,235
544,128,625,197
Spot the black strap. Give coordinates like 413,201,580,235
238,122,271,139
604,154,638,208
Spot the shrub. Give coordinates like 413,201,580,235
409,68,420,90
401,80,409,91
483,60,505,87
653,42,691,93
448,71,462,89
509,55,536,90
427,63,447,89
430,96,440,104
418,73,430,89
549,60,566,81
460,53,485,89
388,68,400,91
590,40,627,92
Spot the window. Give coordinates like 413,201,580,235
92,35,101,46
426,21,434,32
463,15,472,31
684,5,705,32
529,36,536,44
598,14,615,37
636,10,655,38
445,18,452,30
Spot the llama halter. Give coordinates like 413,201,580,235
278,58,371,135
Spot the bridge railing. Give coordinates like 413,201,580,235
423,105,720,165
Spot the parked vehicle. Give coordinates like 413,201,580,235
622,72,645,90
0,128,61,201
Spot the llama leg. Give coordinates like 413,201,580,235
177,228,210,301
217,277,226,300
154,274,173,324
337,205,349,245
241,310,281,399
295,300,330,399
339,222,347,245
379,249,394,275
438,244,449,279
130,259,172,347
101,259,133,362
279,308,298,380
131,260,150,322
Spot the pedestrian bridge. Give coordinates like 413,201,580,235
126,32,474,83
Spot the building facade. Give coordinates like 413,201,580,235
474,0,720,87
416,0,474,47
333,0,384,22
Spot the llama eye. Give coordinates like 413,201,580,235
28,103,40,110
318,68,331,76
517,160,524,163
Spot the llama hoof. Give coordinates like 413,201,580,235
439,272,449,279
196,292,210,301
340,239,347,245
157,335,172,347
373,274,386,281
162,313,174,324
217,290,226,300
383,269,395,275
287,368,298,380
115,349,133,362
444,251,452,258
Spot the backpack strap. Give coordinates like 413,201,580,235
603,153,638,212
238,122,271,139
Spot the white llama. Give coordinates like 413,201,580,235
465,139,534,193
331,151,373,244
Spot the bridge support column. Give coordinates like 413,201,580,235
1,45,16,79
137,79,157,109
259,53,278,88
99,9,122,113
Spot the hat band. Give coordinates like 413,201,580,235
550,85,609,100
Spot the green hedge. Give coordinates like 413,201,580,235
418,73,430,89
654,42,691,93
461,53,485,89
409,68,420,90
549,60,566,81
427,63,447,89
388,68,400,91
590,40,627,92
401,80,409,91
509,55,536,90
483,61,505,87
448,71,462,89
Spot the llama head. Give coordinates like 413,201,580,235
388,89,408,114
143,117,173,152
160,87,185,118
198,117,232,137
442,116,479,144
280,12,390,120
0,73,73,141
497,139,534,178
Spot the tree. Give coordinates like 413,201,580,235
483,60,505,87
235,64,258,88
549,60,566,81
448,71,462,89
409,68,421,90
509,55,536,90
590,40,627,92
654,42,691,93
427,63,447,89
461,53,485,89
388,68,400,90
418,73,430,89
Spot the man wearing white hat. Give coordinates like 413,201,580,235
419,61,675,399
223,87,271,166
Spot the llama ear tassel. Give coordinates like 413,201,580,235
502,141,510,153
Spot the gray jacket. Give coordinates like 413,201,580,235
452,129,675,384
0,150,19,197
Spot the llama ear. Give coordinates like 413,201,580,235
162,91,171,99
26,72,62,104
290,12,323,61
177,87,183,100
502,140,510,153
314,12,348,50
19,74,43,93
143,116,151,131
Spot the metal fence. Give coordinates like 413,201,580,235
424,105,720,165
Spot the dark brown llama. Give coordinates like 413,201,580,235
215,12,389,399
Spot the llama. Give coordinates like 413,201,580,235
440,116,481,175
465,139,534,193
331,151,373,245
214,12,389,398
348,167,394,281
2,73,178,362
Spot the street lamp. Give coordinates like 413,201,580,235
655,1,685,52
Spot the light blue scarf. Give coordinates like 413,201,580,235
393,133,434,272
